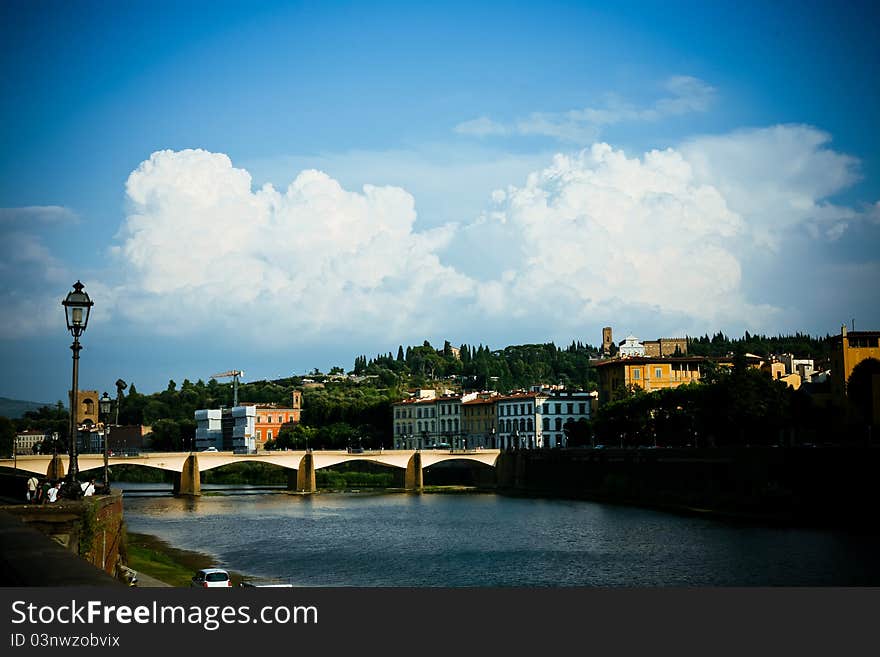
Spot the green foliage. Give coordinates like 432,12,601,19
78,499,100,558
149,419,183,451
354,339,601,393
594,368,820,447
0,416,14,457
270,424,317,450
687,331,832,362
13,402,69,444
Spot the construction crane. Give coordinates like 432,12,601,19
211,370,244,407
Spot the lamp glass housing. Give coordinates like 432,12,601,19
62,281,94,337
99,393,112,417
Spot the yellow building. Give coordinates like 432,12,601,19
462,393,498,448
830,326,880,423
761,361,802,390
595,357,705,405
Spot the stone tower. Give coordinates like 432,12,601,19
602,327,613,356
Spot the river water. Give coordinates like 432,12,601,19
121,484,880,586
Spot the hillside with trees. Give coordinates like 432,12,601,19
2,332,839,453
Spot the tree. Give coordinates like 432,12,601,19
847,358,880,426
0,416,14,457
563,418,592,447
274,424,317,450
149,419,182,451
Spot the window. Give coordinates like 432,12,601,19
655,367,662,378
267,430,272,441
256,430,261,440
555,403,561,414
567,403,574,414
579,403,586,415
257,416,262,423
633,368,641,380
543,418,550,430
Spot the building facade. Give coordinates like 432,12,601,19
14,430,55,455
618,335,646,357
392,397,438,448
244,391,303,448
643,338,688,357
69,389,99,428
540,391,593,448
435,395,463,447
496,392,547,449
462,393,498,448
195,406,256,453
595,356,705,405
830,326,880,423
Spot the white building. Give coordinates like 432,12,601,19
619,335,646,357
435,395,463,447
540,391,593,448
780,354,815,381
195,406,256,453
392,397,437,448
14,430,53,455
496,392,548,449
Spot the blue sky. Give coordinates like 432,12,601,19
1,0,879,403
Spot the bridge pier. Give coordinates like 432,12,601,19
173,454,201,497
405,452,423,492
47,454,65,480
296,453,316,493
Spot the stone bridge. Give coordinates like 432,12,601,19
0,449,502,495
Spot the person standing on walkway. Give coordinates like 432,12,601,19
46,482,61,503
39,479,51,504
26,475,39,503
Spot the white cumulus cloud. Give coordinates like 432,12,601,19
112,149,474,341
455,142,776,333
99,127,878,345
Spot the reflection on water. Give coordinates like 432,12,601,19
121,487,880,587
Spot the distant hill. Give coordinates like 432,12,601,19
0,397,52,419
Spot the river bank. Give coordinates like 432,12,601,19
125,531,247,587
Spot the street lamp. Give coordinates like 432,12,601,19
99,392,112,491
61,281,94,499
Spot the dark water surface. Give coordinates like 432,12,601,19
121,485,880,586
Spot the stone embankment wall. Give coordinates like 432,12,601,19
1,485,126,576
495,447,880,528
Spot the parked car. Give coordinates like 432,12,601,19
191,568,232,588
201,446,218,452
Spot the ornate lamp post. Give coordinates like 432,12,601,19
62,281,93,499
99,392,112,491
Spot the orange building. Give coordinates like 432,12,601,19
243,391,303,448
830,326,880,423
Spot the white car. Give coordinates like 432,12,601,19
191,568,231,588
201,446,218,452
